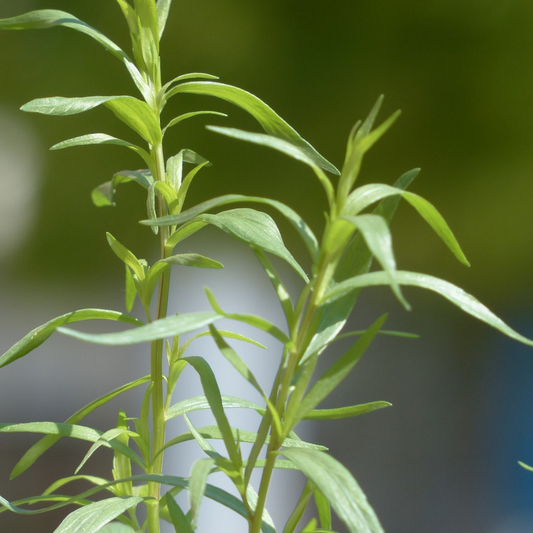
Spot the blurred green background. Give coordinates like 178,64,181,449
1,0,533,532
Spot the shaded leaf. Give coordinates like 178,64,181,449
164,111,227,135
281,449,384,533
11,376,149,479
0,309,143,369
0,422,145,470
167,395,264,421
92,169,153,208
295,315,386,423
165,493,194,533
53,497,142,533
305,402,391,420
188,458,215,528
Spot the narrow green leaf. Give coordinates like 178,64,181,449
326,271,533,346
125,265,136,312
305,170,418,359
164,111,227,135
53,497,142,533
208,126,335,206
160,426,327,454
162,73,220,94
0,422,145,470
283,481,315,533
143,193,320,262
92,169,154,208
165,81,339,174
0,10,128,62
22,96,161,145
281,449,384,533
156,0,173,40
165,493,194,533
106,233,145,279
206,287,291,346
58,312,222,345
167,395,263,421
133,0,159,44
254,249,294,327
166,149,209,190
105,97,162,145
75,428,137,475
177,161,211,211
295,315,386,423
22,95,122,116
315,489,332,531
198,208,308,281
11,376,149,479
43,475,112,496
208,324,283,437
304,402,391,420
188,458,215,528
0,309,143,369
344,183,469,267
51,133,151,165
183,357,241,466
341,214,408,309
97,524,136,533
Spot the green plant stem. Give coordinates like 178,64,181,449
147,142,170,533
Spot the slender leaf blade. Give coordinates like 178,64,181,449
58,312,222,345
142,193,319,261
326,271,533,346
281,449,384,533
199,208,308,281
53,497,142,533
11,376,149,479
0,309,143,369
166,81,339,175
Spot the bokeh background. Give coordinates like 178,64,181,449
1,0,533,531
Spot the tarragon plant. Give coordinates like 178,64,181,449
1,2,532,533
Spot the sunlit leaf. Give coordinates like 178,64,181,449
51,133,151,166
0,10,128,62
282,449,384,533
165,81,339,175
340,214,408,309
163,111,227,135
326,271,533,346
344,183,469,266
156,0,173,40
58,312,222,345
208,126,335,206
143,193,319,261
304,170,417,359
97,523,136,533
198,208,308,281
0,309,143,369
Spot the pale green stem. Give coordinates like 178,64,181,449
147,143,170,533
